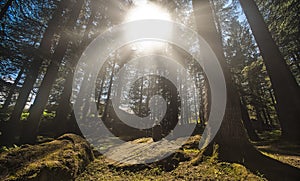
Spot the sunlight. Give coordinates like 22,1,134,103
126,1,171,22
125,1,172,52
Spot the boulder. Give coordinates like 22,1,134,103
0,134,94,181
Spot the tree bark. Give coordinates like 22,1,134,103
19,0,84,144
1,0,71,146
240,97,260,141
192,0,249,161
53,0,101,138
1,67,24,111
102,60,116,122
138,77,144,116
193,1,300,180
239,0,300,143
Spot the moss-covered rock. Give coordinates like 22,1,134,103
0,134,94,181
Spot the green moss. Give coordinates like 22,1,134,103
76,146,265,181
20,112,29,121
183,148,200,154
257,130,281,141
42,110,55,120
0,134,94,181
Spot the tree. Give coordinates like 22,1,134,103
255,0,300,83
242,59,279,130
53,0,103,138
1,0,69,146
192,0,300,180
239,0,300,143
0,67,24,111
19,0,85,144
192,0,249,161
52,0,132,138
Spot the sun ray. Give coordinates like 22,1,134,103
125,1,171,22
124,1,172,52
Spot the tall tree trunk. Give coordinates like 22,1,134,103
138,77,144,116
240,97,260,141
0,0,13,20
53,0,129,137
192,0,249,161
202,75,210,126
198,72,209,127
239,0,300,142
53,0,101,138
254,106,263,132
1,67,24,111
268,88,276,106
96,78,105,111
265,107,273,126
53,67,74,137
193,1,300,180
19,0,84,144
193,77,199,124
0,0,71,146
102,61,116,122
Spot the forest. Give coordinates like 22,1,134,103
0,0,299,180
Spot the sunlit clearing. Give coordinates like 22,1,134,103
125,0,172,52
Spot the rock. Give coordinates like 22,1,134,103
104,137,191,171
0,134,94,181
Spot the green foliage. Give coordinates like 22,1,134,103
42,110,55,120
0,144,18,153
242,58,278,125
20,112,29,121
217,1,279,129
257,130,281,141
255,0,300,84
210,144,219,163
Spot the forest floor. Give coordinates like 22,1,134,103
76,131,300,180
254,130,300,169
0,131,300,181
76,136,266,181
76,154,265,181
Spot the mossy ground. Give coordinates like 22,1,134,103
254,130,300,169
77,133,300,181
0,134,94,181
77,157,265,180
1,133,299,180
77,147,265,181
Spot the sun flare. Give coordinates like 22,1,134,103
126,1,171,22
125,1,172,52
